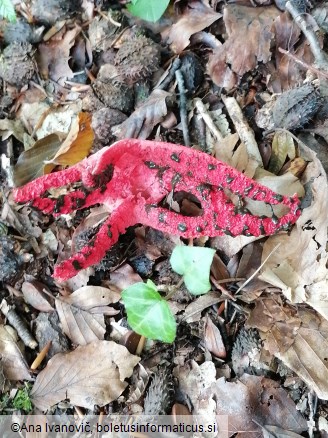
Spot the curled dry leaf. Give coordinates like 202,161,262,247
259,144,328,320
208,5,278,89
212,375,307,435
0,325,32,381
22,281,55,313
204,315,226,358
113,90,172,140
55,286,121,345
183,292,224,323
31,340,140,411
165,0,221,54
37,25,81,84
247,300,328,400
13,113,93,187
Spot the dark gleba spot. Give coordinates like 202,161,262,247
171,153,180,163
178,223,187,232
72,260,82,271
144,161,159,169
208,164,216,170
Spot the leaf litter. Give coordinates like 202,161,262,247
0,0,328,433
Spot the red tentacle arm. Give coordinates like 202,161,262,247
54,199,137,281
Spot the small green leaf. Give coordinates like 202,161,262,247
122,280,176,343
170,246,216,295
0,0,16,22
127,0,169,22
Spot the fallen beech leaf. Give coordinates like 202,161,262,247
183,292,224,323
212,375,307,435
204,315,226,358
13,133,62,187
55,286,121,345
37,26,81,84
0,325,32,381
22,281,55,313
259,144,328,319
31,340,140,411
208,5,278,89
248,301,328,400
43,112,94,173
113,89,172,140
268,131,294,175
165,0,221,53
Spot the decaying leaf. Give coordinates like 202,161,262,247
13,113,93,186
0,325,32,381
212,375,307,435
13,133,63,187
37,25,81,84
165,0,221,53
22,280,55,313
204,315,226,358
259,144,328,319
55,286,121,345
43,112,94,173
31,340,140,411
208,5,278,89
247,299,328,400
268,131,295,175
113,89,172,140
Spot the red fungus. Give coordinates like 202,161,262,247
14,139,301,281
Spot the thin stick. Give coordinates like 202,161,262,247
222,95,263,165
175,69,190,146
30,341,52,370
278,47,328,80
235,243,281,295
156,58,181,90
136,335,146,356
194,98,224,142
286,1,328,68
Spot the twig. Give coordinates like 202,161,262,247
222,95,263,165
278,47,328,80
30,341,52,370
136,335,146,356
194,98,224,142
0,300,37,349
175,69,190,146
156,58,181,90
235,243,281,295
285,1,328,69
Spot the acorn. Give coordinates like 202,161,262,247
115,35,161,83
0,42,35,88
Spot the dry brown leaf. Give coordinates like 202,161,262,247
183,291,224,323
248,300,328,400
55,286,120,345
246,297,301,354
204,315,226,358
259,144,328,319
113,89,172,140
165,0,221,53
106,264,143,293
13,133,62,187
271,11,302,92
0,325,32,381
37,26,81,84
212,375,307,436
208,5,278,89
0,118,26,143
31,340,140,411
22,281,55,313
43,112,94,173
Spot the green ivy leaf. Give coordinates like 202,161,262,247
170,246,216,295
122,280,176,343
0,0,16,22
127,0,169,22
